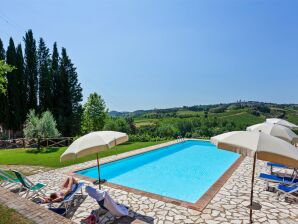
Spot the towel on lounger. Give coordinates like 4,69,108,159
85,186,128,217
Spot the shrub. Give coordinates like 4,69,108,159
128,134,171,142
156,124,179,138
104,117,131,133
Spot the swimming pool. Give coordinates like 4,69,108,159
76,140,240,203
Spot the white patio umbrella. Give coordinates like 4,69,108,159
211,131,298,223
266,118,298,130
247,123,298,144
60,131,129,188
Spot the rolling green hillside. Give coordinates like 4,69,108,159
110,101,298,138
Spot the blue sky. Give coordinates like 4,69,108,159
1,0,298,111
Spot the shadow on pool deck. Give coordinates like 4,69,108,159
112,215,154,224
109,211,154,224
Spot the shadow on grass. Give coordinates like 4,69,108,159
25,147,60,154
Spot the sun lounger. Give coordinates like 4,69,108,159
267,162,289,169
259,173,298,185
12,170,46,199
276,184,298,201
85,186,128,223
0,169,21,188
48,207,67,217
267,163,297,180
49,182,84,215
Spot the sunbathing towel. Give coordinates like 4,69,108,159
85,186,128,217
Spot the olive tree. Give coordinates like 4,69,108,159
23,110,60,149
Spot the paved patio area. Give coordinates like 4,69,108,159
4,141,298,224
0,164,52,176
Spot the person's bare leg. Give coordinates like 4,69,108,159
72,177,78,185
64,177,78,194
61,177,70,189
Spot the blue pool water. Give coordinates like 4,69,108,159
76,140,240,203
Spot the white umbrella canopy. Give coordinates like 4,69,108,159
247,123,298,144
211,131,298,168
266,118,298,130
211,131,298,223
60,131,129,162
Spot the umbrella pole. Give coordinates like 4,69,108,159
96,153,101,190
249,153,257,223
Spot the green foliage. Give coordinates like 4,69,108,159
51,42,61,120
24,110,42,138
6,38,22,131
24,29,38,110
15,44,27,123
104,117,131,133
39,111,61,138
0,132,8,140
126,117,137,134
0,39,9,128
129,134,169,142
156,123,179,137
38,38,52,112
58,48,83,136
81,92,107,133
0,32,83,137
23,110,60,139
0,60,14,93
209,106,226,113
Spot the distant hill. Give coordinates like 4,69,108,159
107,101,298,139
109,101,297,117
109,101,298,131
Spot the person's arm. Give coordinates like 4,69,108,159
51,197,63,203
41,197,52,204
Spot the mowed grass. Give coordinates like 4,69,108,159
0,204,34,224
0,141,167,168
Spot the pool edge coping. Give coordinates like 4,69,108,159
68,139,245,212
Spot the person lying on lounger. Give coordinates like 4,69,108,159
42,176,78,203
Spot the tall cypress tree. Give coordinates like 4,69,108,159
51,42,63,128
15,44,27,123
0,39,4,60
68,54,83,136
24,30,38,110
38,38,52,112
0,38,8,129
59,48,72,136
59,48,82,136
6,38,22,133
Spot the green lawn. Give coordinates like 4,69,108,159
0,204,34,224
0,141,166,168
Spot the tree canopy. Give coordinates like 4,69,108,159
0,60,14,94
0,30,83,138
81,92,107,133
23,109,60,139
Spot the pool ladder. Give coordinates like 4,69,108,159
177,136,185,142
